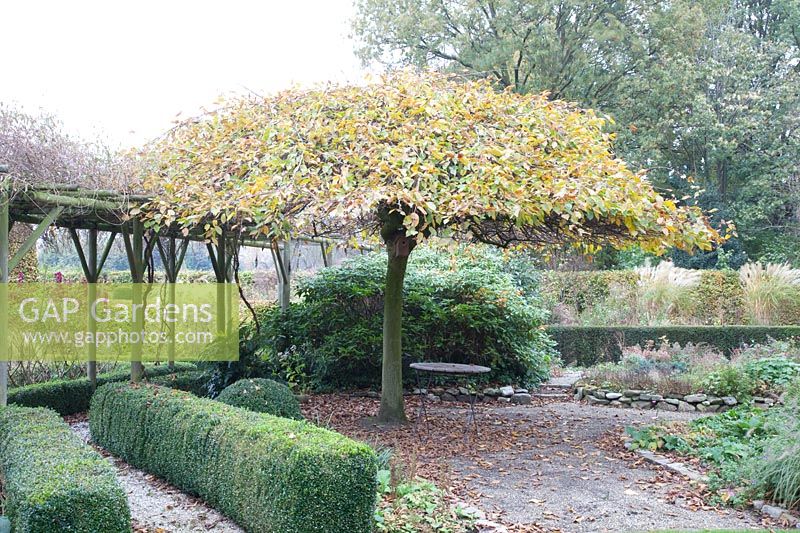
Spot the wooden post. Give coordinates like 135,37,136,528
87,229,98,387
0,175,9,406
123,220,146,382
70,229,117,388
208,231,234,336
157,236,188,370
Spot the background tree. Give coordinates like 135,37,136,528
353,0,800,267
143,72,719,424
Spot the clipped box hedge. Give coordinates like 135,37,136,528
0,405,130,532
90,383,377,533
549,325,800,366
8,362,197,415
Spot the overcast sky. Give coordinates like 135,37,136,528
2,0,368,148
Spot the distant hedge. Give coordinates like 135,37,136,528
8,362,197,415
549,325,800,366
149,369,211,397
90,383,377,533
0,405,130,532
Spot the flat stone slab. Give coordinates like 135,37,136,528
410,362,492,375
543,371,583,389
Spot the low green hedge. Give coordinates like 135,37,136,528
549,325,800,366
217,378,303,419
0,405,130,532
90,383,377,533
149,369,212,397
8,362,197,415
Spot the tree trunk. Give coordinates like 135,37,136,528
377,243,409,424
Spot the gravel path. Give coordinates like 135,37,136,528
450,402,768,532
70,421,243,533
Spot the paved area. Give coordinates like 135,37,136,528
450,402,767,532
70,421,243,533
543,371,584,390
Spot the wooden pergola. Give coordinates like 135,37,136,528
0,164,337,406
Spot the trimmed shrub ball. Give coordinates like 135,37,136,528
216,378,303,419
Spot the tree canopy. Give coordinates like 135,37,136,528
143,72,718,253
143,71,721,423
352,0,800,266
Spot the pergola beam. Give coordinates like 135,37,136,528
0,177,350,390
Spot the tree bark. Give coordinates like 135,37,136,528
377,242,410,424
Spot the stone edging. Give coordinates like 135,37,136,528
411,385,535,405
575,385,777,412
624,442,800,528
353,386,537,405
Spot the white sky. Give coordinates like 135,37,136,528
1,0,368,148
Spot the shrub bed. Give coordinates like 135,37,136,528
0,405,130,532
577,339,800,410
259,249,555,390
90,383,377,533
626,405,775,507
8,362,197,414
217,378,303,419
550,325,800,366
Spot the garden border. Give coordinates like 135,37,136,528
623,441,800,528
572,384,779,413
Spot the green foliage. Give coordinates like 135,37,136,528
205,307,275,396
44,268,254,286
743,358,800,388
689,270,746,325
754,383,800,510
89,383,377,533
626,425,689,453
541,270,639,316
260,249,556,390
216,378,303,420
629,379,800,511
549,325,800,366
701,366,758,399
8,362,197,415
353,0,799,264
374,478,477,533
0,405,130,532
628,405,776,506
149,369,212,397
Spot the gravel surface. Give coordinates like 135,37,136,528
450,402,768,533
70,421,243,533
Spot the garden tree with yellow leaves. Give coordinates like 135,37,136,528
143,72,719,424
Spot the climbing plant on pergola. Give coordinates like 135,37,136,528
0,105,346,408
0,164,334,405
143,71,721,424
